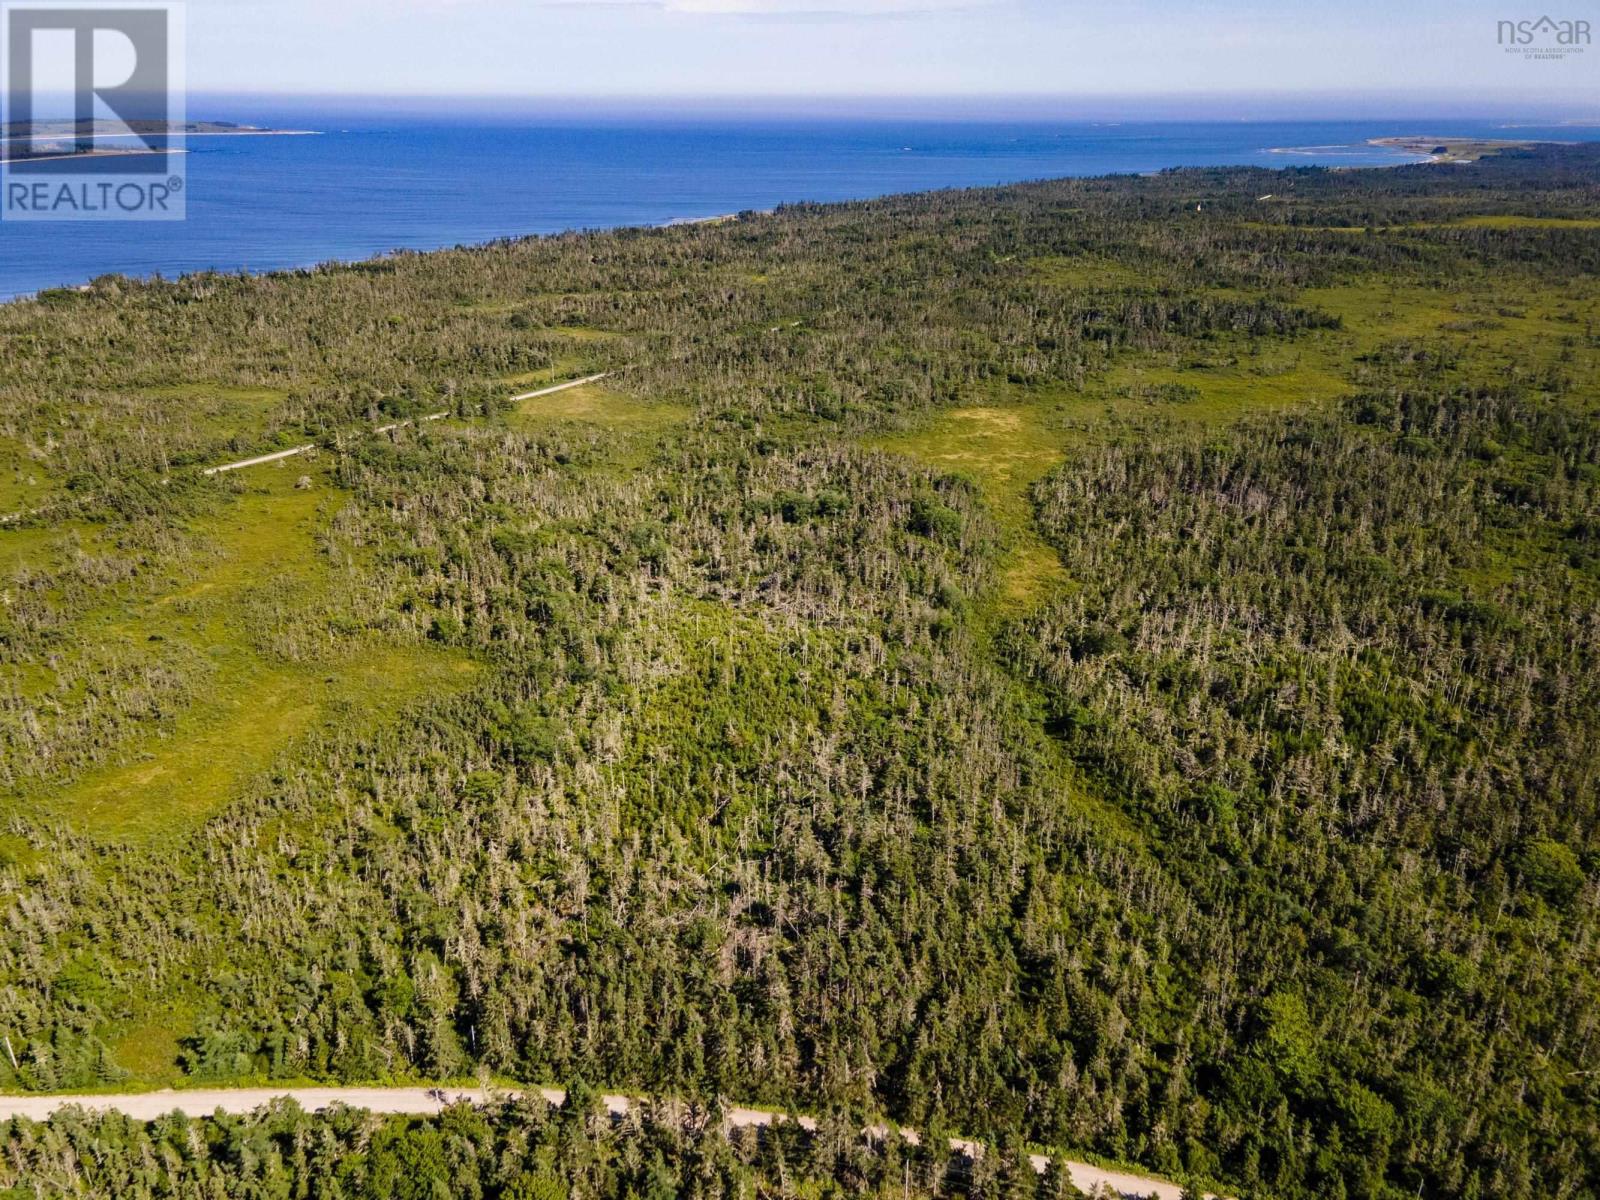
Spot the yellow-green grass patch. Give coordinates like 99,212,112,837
128,382,291,448
1301,279,1600,395
0,519,103,574
2,466,478,838
43,643,476,840
1299,283,1473,342
1026,254,1159,290
0,435,59,515
1443,215,1600,229
876,405,1061,529
874,404,1070,609
512,382,688,432
546,325,622,341
110,1000,199,1084
1104,345,1350,424
1000,541,1077,610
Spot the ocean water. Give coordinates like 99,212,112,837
0,106,1586,301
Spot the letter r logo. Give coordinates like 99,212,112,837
5,5,167,166
1,3,185,221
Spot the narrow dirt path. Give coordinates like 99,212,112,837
508,371,613,403
200,443,317,476
191,372,612,480
6,370,618,523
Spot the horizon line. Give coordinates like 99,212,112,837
169,90,1599,125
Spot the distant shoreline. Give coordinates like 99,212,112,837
1262,135,1550,168
0,147,198,165
1364,135,1551,163
0,127,319,164
0,130,318,142
2,120,1586,306
661,213,742,226
1265,142,1428,164
0,147,190,165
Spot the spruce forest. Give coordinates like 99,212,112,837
1,144,1598,1199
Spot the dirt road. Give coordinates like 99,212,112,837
508,371,613,402
0,1084,1201,1199
199,372,611,478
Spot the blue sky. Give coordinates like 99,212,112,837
183,0,1595,110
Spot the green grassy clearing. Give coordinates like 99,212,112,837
1445,214,1600,228
868,271,1600,640
873,335,1355,612
1103,342,1349,422
1304,281,1516,339
1303,278,1600,396
873,404,1070,610
130,382,291,446
110,1004,198,1084
48,643,475,840
511,382,689,433
546,325,623,341
3,465,477,839
874,272,1600,626
0,435,58,515
1026,254,1164,290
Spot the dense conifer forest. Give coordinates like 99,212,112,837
1,143,1598,1199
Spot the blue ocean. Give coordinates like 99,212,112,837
0,103,1587,301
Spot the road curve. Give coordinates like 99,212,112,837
0,1084,1202,1199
